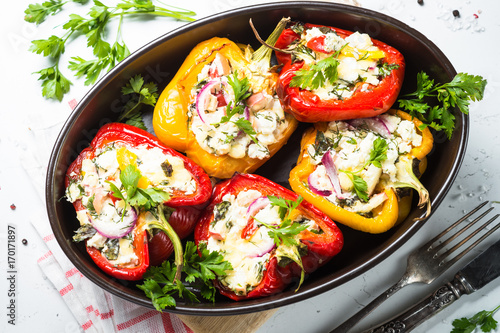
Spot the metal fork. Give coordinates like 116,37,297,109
330,201,500,333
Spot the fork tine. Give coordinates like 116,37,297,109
432,207,495,253
422,201,489,251
439,214,500,269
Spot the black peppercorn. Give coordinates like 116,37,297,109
22,239,28,245
453,10,460,18
417,0,424,5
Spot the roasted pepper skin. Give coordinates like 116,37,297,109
194,173,343,300
70,123,212,207
289,110,433,234
65,123,212,280
153,37,298,179
275,23,405,123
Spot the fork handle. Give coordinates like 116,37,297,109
330,276,410,333
361,273,475,333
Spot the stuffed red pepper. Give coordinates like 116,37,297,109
274,21,405,122
194,173,343,300
65,123,211,280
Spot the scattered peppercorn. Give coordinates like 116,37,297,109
417,0,424,5
10,204,16,210
22,239,28,245
453,10,460,18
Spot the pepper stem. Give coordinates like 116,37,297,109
250,17,292,70
148,205,184,282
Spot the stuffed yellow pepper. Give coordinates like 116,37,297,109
153,18,298,179
289,109,433,234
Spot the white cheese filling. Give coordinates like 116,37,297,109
298,27,387,100
307,114,423,214
189,54,289,160
67,143,197,266
206,190,318,295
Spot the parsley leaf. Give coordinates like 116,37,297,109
290,47,344,90
232,118,259,144
227,71,252,104
398,72,487,139
29,35,65,58
451,304,500,333
262,195,307,291
268,195,303,221
263,196,306,247
137,241,232,310
33,64,72,101
107,164,169,213
368,137,388,168
116,75,159,129
213,71,259,144
351,174,368,202
137,261,198,311
24,0,67,25
219,102,240,123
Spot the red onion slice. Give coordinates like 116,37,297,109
89,201,137,239
247,238,275,258
307,173,332,197
245,197,277,257
349,117,391,137
247,196,270,219
244,106,250,120
321,150,345,199
377,115,397,133
195,80,227,125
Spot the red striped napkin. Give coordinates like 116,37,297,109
32,210,192,333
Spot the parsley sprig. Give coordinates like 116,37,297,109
257,195,308,290
290,46,345,90
216,71,259,144
26,0,195,101
451,304,500,333
398,72,487,139
137,242,232,310
117,75,159,130
264,195,307,247
106,164,169,212
24,0,88,25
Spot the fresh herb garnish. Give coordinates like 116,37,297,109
137,242,232,310
106,164,170,212
213,71,259,143
227,70,252,103
24,0,88,25
290,47,345,90
116,75,159,130
350,174,369,202
257,195,308,247
260,195,307,291
451,304,500,333
233,118,259,144
378,63,400,78
368,137,388,168
26,0,195,100
398,72,487,139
